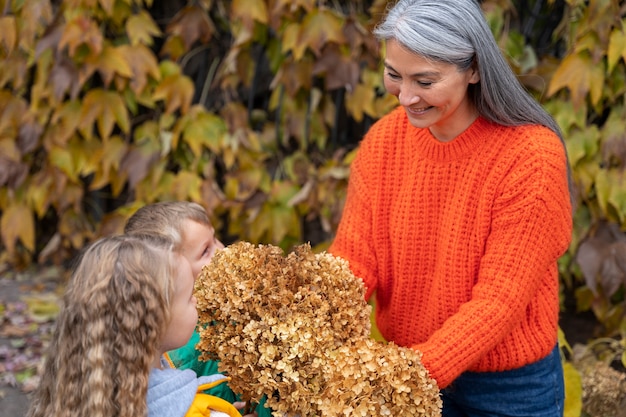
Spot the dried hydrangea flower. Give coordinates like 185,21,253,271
195,242,442,417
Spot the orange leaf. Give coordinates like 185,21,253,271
59,15,103,57
1,203,35,254
126,10,162,46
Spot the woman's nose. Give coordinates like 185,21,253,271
398,88,419,106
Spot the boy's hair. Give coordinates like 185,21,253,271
124,201,211,249
27,234,176,417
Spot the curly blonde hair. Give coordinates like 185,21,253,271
27,234,176,417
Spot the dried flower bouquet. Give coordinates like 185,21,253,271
195,241,442,417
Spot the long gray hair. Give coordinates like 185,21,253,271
374,0,575,204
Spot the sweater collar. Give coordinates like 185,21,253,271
408,116,497,162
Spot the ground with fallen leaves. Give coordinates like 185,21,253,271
0,267,66,417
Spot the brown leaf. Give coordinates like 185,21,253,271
0,155,28,189
165,5,215,51
312,45,360,91
17,121,42,154
49,54,81,101
120,145,161,188
576,222,626,297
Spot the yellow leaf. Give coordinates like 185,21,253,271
84,45,134,87
0,16,16,54
118,44,161,94
0,138,20,161
608,27,626,73
153,73,195,115
80,89,130,139
281,22,301,56
48,145,78,182
562,362,582,417
547,52,604,108
296,9,346,59
182,112,228,156
126,10,162,46
26,171,54,217
1,203,35,254
171,171,203,201
231,0,268,29
345,83,377,122
90,135,127,189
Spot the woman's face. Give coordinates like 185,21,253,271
383,39,480,142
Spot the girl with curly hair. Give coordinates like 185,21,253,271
26,234,249,417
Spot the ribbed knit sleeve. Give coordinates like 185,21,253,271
329,108,572,389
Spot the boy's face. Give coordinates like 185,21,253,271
161,253,198,352
180,219,224,278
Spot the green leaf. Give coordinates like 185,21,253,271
565,125,600,167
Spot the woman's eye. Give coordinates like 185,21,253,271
386,72,400,80
418,81,433,87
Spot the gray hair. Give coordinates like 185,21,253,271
374,0,574,204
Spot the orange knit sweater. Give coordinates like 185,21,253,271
329,107,572,389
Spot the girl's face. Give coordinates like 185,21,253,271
161,254,198,353
181,219,225,279
383,39,480,142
